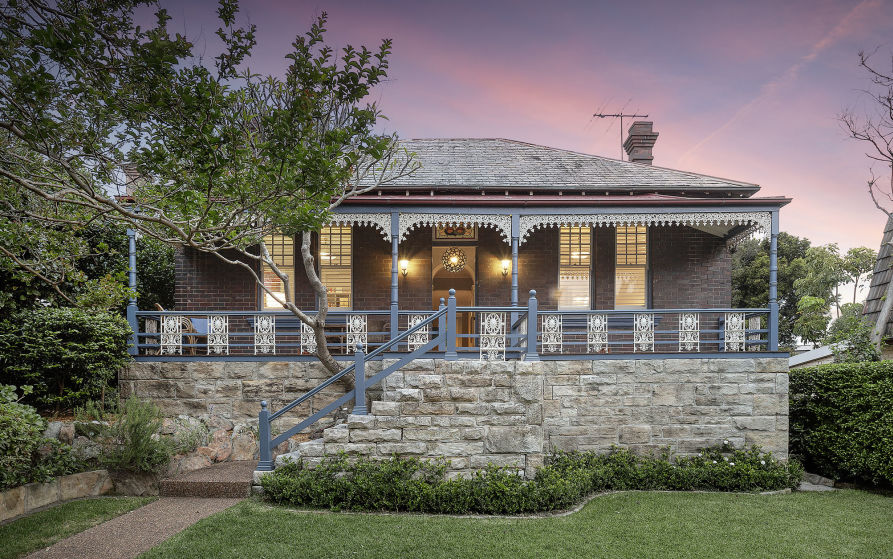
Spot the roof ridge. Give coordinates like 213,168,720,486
402,137,758,188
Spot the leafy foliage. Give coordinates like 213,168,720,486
99,397,171,474
790,362,893,486
261,446,801,514
793,295,830,348
732,233,809,348
0,308,131,411
825,303,880,363
0,385,85,490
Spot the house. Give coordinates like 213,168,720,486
863,215,893,358
122,122,792,475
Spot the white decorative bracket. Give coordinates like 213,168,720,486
399,213,511,243
327,213,392,242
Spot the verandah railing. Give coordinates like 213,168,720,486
132,291,769,359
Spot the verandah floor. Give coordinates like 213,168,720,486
141,490,892,559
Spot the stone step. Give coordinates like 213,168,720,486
160,460,256,498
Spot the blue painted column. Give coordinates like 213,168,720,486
390,212,400,339
511,214,520,307
768,210,779,352
257,401,273,471
445,289,458,360
126,228,138,356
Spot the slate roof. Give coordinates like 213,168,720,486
374,138,760,195
863,215,893,337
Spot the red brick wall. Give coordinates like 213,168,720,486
650,226,731,308
476,227,512,307
519,228,560,310
398,227,433,310
174,247,258,311
352,226,391,311
593,226,615,310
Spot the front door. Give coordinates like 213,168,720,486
432,246,475,348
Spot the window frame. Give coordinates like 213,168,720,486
613,225,650,310
557,226,593,310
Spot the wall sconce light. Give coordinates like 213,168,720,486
501,259,511,278
400,259,409,277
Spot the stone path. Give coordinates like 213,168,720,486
26,497,243,559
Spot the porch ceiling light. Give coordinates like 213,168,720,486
400,259,409,277
501,259,510,277
442,247,467,273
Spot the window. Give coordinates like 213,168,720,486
261,234,295,309
615,226,647,309
319,225,352,308
558,226,591,309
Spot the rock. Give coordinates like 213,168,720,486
43,421,63,440
803,472,835,487
231,433,257,461
58,423,75,445
207,415,234,432
160,418,177,435
71,435,101,461
111,471,160,496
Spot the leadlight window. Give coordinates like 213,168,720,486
615,225,647,309
558,226,591,310
319,225,352,308
261,234,295,309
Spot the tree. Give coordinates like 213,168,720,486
793,296,830,349
732,232,810,348
0,1,417,374
794,244,847,318
826,302,880,363
840,49,893,346
842,246,876,305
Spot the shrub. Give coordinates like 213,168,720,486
0,385,84,490
0,307,130,411
100,397,171,474
790,361,893,486
261,446,801,515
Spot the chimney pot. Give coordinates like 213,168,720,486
623,121,658,165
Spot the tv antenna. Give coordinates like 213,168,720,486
593,112,649,160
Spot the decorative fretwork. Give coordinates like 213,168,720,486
518,212,772,245
160,315,182,355
207,315,229,355
541,314,563,353
587,314,608,353
724,312,746,352
679,313,699,352
326,213,391,242
254,315,275,355
399,213,512,243
347,314,367,353
479,312,506,360
301,322,317,355
634,313,654,352
407,314,430,351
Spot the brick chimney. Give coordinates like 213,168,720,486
623,121,658,165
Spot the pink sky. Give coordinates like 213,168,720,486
170,0,893,252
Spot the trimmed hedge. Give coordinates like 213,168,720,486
790,361,893,486
261,446,801,515
0,308,130,411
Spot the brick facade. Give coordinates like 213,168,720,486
173,225,732,313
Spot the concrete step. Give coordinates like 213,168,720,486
160,460,256,498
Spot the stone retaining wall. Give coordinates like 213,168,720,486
124,357,789,478
0,470,113,522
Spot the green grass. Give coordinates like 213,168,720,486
140,490,893,559
0,496,155,559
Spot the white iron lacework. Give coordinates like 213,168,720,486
399,214,512,243
480,312,506,361
634,313,654,352
407,314,430,351
541,314,562,353
679,313,699,353
207,315,229,355
588,314,608,353
347,314,367,353
327,213,391,242
160,315,182,355
518,212,772,245
254,315,275,355
724,312,746,352
301,322,317,355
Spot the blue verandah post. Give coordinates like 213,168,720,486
526,290,540,361
257,401,273,471
445,289,458,360
438,298,446,352
390,212,399,339
126,228,138,356
510,213,520,347
353,344,367,414
769,209,780,351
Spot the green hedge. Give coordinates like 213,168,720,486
0,308,131,411
0,386,85,490
790,361,893,486
261,446,801,515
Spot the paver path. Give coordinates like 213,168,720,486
26,497,243,559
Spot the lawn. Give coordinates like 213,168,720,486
141,490,892,559
0,496,155,559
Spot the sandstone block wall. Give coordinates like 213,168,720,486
124,357,789,477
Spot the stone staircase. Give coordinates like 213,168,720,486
160,460,257,498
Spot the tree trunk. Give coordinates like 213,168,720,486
298,231,352,387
